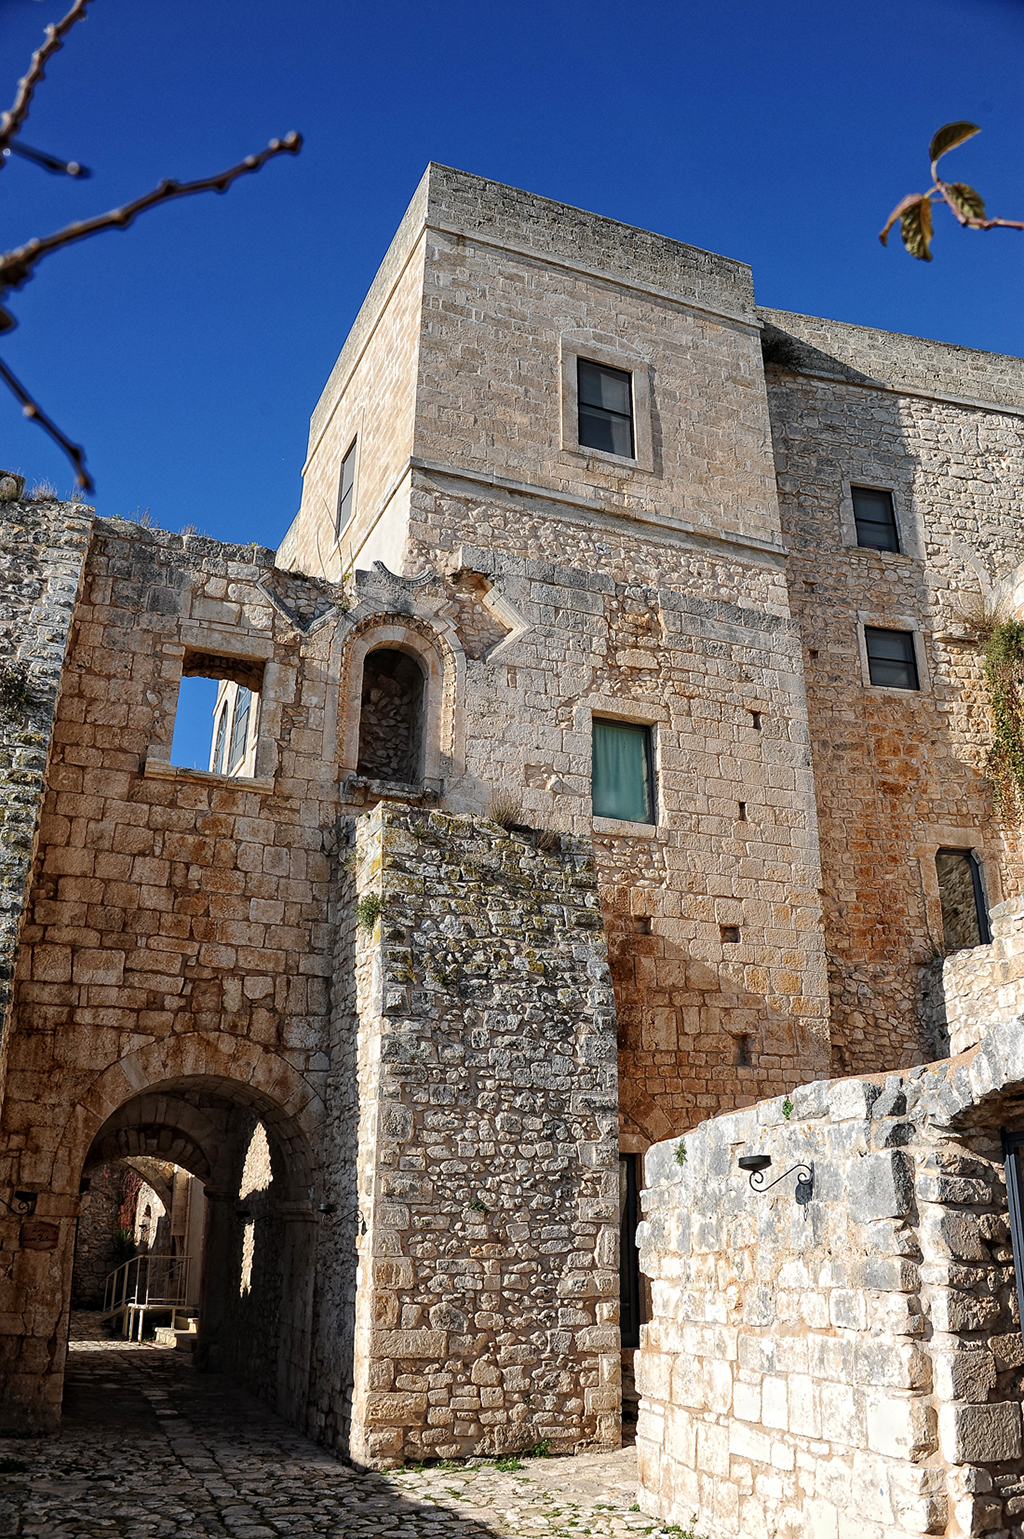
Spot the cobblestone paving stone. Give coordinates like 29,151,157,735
0,1331,695,1539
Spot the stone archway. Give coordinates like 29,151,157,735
1,1036,327,1437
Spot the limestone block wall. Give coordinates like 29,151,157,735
763,311,1024,1072
635,1024,1024,1539
347,803,620,1468
402,484,831,1147
0,498,92,1105
944,897,1024,1055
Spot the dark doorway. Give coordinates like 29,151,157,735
357,649,425,783
619,1153,643,1349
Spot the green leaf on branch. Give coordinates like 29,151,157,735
900,196,934,260
945,181,986,222
929,120,980,169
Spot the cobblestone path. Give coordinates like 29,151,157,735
0,1335,687,1539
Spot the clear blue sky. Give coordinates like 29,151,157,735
1,0,1022,553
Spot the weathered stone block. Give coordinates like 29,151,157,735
848,1151,913,1223
938,1401,1022,1465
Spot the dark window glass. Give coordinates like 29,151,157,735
619,1154,644,1351
592,719,653,823
578,359,634,458
936,849,991,952
336,440,357,538
228,687,252,771
864,627,919,690
852,486,900,552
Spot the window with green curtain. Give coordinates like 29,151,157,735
592,718,653,823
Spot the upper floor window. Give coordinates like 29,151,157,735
592,718,654,824
336,439,357,539
852,486,900,552
169,651,263,778
936,848,991,952
578,360,634,459
865,626,919,690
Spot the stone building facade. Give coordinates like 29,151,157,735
0,165,1023,1491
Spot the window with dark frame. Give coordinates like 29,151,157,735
936,848,991,953
335,440,357,539
1000,1129,1024,1345
864,626,920,690
852,486,900,552
592,718,654,824
577,359,635,458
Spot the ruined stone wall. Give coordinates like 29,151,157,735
347,804,620,1468
0,517,340,1431
71,1160,125,1308
764,313,1024,1073
944,897,1024,1055
635,1024,1024,1539
224,1119,283,1406
0,497,92,1106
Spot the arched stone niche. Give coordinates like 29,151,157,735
338,617,459,794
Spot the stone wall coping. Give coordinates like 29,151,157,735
143,757,275,794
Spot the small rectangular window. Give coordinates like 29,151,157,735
336,440,357,538
169,652,263,778
936,849,991,952
578,359,634,459
852,487,900,552
864,626,919,690
592,719,654,823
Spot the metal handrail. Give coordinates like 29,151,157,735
102,1254,190,1337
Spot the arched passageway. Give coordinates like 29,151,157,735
72,1074,321,1427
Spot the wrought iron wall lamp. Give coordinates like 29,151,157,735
0,1190,39,1216
738,1154,814,1204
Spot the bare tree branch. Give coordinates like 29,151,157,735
0,355,91,491
0,0,92,157
0,133,302,312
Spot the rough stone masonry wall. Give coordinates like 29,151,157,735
348,803,620,1468
0,498,92,1106
943,896,1024,1056
764,313,1024,1074
635,1022,1024,1539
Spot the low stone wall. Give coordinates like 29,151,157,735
348,804,621,1467
635,1024,1024,1539
944,897,1024,1055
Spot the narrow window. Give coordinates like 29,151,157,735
936,849,991,952
336,439,357,539
577,359,634,458
852,486,900,552
357,649,425,783
864,626,919,690
619,1154,644,1351
228,687,253,772
592,719,654,824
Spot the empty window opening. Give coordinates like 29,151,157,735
721,924,741,944
170,653,264,776
357,648,425,783
865,626,919,690
750,711,762,730
592,718,654,824
852,486,900,553
633,916,652,935
336,439,357,539
737,801,747,821
578,359,635,458
619,1154,644,1350
809,648,819,659
735,1034,753,1068
936,848,991,953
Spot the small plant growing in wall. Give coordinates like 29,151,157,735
0,659,30,717
674,1140,687,1167
983,619,1024,820
355,892,382,931
781,1096,794,1120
